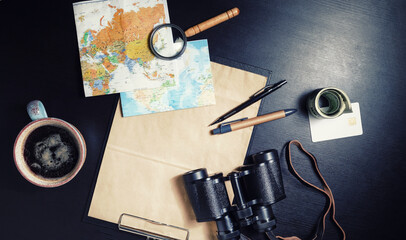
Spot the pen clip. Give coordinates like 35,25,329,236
220,117,248,127
250,85,272,98
250,80,287,98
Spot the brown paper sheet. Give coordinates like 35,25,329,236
88,62,268,239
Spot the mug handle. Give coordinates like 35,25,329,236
27,100,48,121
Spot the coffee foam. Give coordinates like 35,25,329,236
33,133,74,171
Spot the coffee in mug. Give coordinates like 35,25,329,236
14,100,86,187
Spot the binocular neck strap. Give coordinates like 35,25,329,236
273,140,346,240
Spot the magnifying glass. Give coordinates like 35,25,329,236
149,7,240,60
149,23,188,60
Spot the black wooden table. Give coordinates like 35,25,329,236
1,0,405,239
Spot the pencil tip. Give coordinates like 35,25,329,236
284,109,297,116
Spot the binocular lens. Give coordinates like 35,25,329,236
183,168,208,183
251,149,278,164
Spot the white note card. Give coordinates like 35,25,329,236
308,102,363,142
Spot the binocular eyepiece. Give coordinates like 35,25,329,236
183,149,285,240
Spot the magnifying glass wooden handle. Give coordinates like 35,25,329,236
185,7,240,37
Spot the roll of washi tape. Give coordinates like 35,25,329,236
307,87,352,119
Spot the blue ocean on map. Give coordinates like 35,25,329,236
120,40,215,117
121,92,150,114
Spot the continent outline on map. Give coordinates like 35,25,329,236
73,0,176,97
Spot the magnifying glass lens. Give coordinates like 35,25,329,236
150,24,187,60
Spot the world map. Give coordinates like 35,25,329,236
120,40,216,117
73,0,176,97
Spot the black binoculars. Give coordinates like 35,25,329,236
183,149,285,240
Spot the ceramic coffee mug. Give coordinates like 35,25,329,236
13,100,86,187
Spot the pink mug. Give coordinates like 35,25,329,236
13,100,86,187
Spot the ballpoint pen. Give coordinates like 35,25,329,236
212,109,297,134
209,80,287,126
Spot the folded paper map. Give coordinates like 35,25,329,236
73,0,176,97
120,40,216,117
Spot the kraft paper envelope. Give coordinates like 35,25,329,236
88,62,268,239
